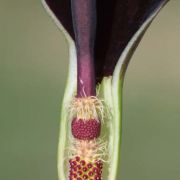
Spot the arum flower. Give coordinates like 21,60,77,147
42,0,170,179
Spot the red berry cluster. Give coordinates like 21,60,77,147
69,156,103,180
71,118,101,140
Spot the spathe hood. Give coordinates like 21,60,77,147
42,0,169,82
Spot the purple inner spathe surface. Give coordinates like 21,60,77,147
44,0,169,84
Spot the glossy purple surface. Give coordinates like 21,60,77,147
71,0,96,97
44,0,169,83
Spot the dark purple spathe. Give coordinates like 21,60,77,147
44,0,169,83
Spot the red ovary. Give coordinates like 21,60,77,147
69,156,103,180
71,118,101,140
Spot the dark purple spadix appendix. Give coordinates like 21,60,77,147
71,0,97,97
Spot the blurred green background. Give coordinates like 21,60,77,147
0,0,180,179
